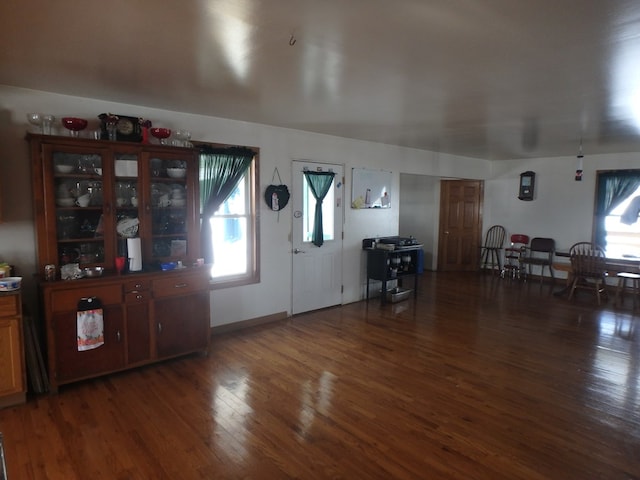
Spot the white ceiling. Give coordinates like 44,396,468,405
3,0,640,160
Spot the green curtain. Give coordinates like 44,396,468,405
199,146,254,263
594,171,640,248
303,171,335,247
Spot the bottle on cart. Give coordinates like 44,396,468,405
390,254,401,277
401,253,412,272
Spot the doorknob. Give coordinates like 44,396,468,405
293,248,306,254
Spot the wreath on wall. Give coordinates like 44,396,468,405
264,168,290,212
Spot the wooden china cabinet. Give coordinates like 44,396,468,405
28,133,211,392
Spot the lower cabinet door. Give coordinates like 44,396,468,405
54,305,125,383
0,318,23,397
155,292,209,358
126,302,151,365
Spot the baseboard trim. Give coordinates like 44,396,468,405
211,311,289,335
0,391,26,409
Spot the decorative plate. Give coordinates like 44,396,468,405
116,217,139,238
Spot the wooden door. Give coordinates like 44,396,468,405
437,180,483,271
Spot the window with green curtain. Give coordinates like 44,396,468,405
303,170,335,247
199,144,259,286
594,169,640,257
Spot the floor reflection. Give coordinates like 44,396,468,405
298,371,336,439
214,376,251,460
590,312,639,424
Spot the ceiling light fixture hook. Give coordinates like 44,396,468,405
289,34,297,46
577,137,584,159
575,137,584,182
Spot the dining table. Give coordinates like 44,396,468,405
552,250,640,297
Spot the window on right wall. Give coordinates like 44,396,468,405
594,169,640,258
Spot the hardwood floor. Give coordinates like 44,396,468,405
1,271,639,479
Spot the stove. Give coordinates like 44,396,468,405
377,236,419,247
362,236,420,249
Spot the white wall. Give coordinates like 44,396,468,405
484,153,640,252
5,85,637,325
399,173,440,270
0,85,490,326
483,153,640,282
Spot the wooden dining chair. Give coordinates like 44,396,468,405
502,234,529,279
480,225,507,273
568,242,608,305
479,225,506,274
521,237,555,285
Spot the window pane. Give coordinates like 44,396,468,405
302,175,334,243
209,172,250,278
214,175,246,216
210,216,248,278
604,185,640,257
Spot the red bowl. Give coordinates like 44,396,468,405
61,117,88,131
150,127,171,139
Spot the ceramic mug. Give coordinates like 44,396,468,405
76,194,91,207
131,196,138,207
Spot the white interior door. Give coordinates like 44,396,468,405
292,161,344,314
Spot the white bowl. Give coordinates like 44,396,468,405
166,168,186,179
116,217,139,238
171,198,186,207
0,277,22,291
56,197,76,207
83,267,104,278
55,164,74,173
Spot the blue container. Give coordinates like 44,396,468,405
416,249,424,274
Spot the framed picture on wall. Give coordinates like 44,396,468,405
351,168,392,209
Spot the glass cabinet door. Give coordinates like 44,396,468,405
148,156,189,263
35,136,200,277
113,153,140,259
52,150,106,270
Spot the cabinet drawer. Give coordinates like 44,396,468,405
152,273,206,298
0,294,19,317
125,291,150,304
123,279,150,293
50,284,122,312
